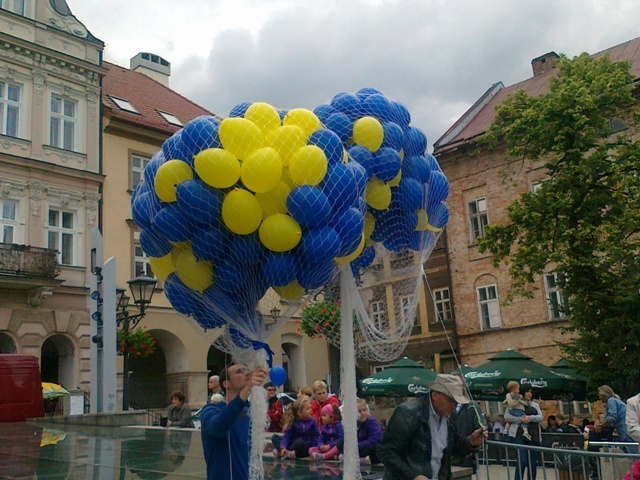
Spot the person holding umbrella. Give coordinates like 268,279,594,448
378,374,487,480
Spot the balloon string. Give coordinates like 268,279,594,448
250,340,275,368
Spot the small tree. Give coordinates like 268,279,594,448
478,53,640,396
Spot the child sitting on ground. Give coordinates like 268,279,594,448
272,395,320,459
336,398,383,464
310,380,340,427
504,381,531,441
310,404,344,461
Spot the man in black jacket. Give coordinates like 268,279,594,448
378,374,487,480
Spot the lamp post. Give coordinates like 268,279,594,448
116,276,157,410
267,306,281,330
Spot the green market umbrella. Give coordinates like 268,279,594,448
463,350,587,401
360,357,437,397
549,359,588,382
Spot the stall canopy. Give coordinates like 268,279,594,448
41,382,69,400
360,357,437,397
463,350,587,401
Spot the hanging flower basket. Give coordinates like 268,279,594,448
117,328,156,358
299,300,340,339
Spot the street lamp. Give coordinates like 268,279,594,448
267,306,281,330
117,276,157,410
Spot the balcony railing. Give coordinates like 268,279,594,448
0,243,60,279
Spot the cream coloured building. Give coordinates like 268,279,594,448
0,1,104,392
101,54,331,409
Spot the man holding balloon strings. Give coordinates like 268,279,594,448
200,363,268,480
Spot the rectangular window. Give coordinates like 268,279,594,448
433,287,453,323
477,285,501,329
134,242,153,278
371,301,387,330
468,198,489,242
0,199,18,244
131,154,150,189
0,80,21,137
531,181,543,193
400,295,421,335
544,272,569,319
1,0,25,14
50,94,76,150
47,208,76,265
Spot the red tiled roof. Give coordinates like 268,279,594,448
434,36,640,154
102,61,214,135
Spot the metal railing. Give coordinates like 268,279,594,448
476,437,639,480
0,243,60,278
129,401,163,426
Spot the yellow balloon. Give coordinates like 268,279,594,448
256,181,292,219
289,145,328,186
416,209,429,231
259,214,302,252
170,241,192,264
342,150,349,164
221,189,263,235
353,116,384,152
283,108,323,137
154,160,193,202
281,167,295,189
265,125,308,166
244,102,281,134
364,211,376,238
241,147,283,193
219,117,265,160
365,237,375,248
388,169,402,187
365,177,392,210
175,249,213,292
335,233,365,264
194,148,241,189
149,253,175,282
274,280,305,301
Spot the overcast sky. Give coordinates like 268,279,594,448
70,0,640,148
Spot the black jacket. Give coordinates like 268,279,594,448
378,394,475,480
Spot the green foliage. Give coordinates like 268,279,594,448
478,53,640,396
117,328,156,358
299,300,340,339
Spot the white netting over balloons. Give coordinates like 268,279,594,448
131,88,449,480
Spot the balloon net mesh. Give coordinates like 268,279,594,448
131,89,449,361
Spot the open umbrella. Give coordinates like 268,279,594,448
549,359,588,382
464,350,587,401
41,382,69,400
360,357,437,397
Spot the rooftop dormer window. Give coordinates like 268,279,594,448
109,96,139,114
157,110,182,127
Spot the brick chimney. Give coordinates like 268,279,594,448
531,52,559,76
130,52,171,86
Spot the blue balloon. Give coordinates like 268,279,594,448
143,151,165,185
427,201,449,229
192,225,230,261
216,259,249,293
331,208,364,256
402,155,431,184
229,233,266,265
176,180,223,225
287,186,332,228
192,308,225,330
229,101,252,117
396,178,425,213
204,284,243,316
131,191,162,229
355,87,383,100
325,112,353,142
321,163,359,213
297,258,336,290
313,104,337,123
361,94,392,121
278,109,288,121
181,116,221,157
330,93,361,119
139,229,172,258
152,204,193,242
381,122,404,150
372,147,402,183
300,227,342,262
427,172,450,208
270,366,287,387
261,253,297,287
242,267,269,307
308,129,343,165
426,153,440,171
348,146,375,177
390,100,411,130
403,127,428,156
162,131,190,163
359,245,376,269
408,230,437,252
345,161,368,196
164,273,202,314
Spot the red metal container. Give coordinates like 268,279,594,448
0,354,44,422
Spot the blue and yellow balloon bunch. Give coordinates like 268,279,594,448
131,90,449,339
